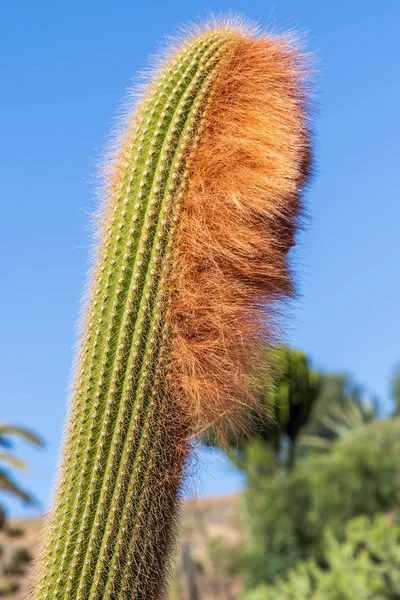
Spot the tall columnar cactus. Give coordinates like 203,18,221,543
31,18,312,600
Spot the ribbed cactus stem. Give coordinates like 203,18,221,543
32,33,232,600
31,18,313,600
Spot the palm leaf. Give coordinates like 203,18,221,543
300,396,377,452
0,425,44,447
0,452,28,470
0,470,35,504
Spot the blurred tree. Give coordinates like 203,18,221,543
0,424,43,506
222,347,321,470
218,350,378,474
210,349,385,595
213,349,380,474
268,347,321,466
299,373,377,452
243,418,400,588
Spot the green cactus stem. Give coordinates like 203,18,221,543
30,19,312,600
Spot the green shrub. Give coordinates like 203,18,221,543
244,419,400,586
243,514,400,600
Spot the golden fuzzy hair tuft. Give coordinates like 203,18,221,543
167,28,313,440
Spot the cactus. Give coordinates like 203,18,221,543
30,17,312,600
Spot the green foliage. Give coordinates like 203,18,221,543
225,347,320,470
0,423,43,506
243,515,400,600
244,418,400,587
269,347,321,447
300,374,377,451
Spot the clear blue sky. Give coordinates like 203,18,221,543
1,0,399,518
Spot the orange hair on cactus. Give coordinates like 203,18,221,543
30,19,314,600
168,31,312,439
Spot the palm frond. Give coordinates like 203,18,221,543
0,470,35,504
0,452,28,470
0,425,44,447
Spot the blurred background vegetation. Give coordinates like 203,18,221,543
171,346,400,599
1,346,400,598
0,426,43,596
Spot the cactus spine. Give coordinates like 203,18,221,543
31,19,312,600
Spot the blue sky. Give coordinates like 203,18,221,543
1,0,399,518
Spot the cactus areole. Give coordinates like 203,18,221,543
31,19,312,600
